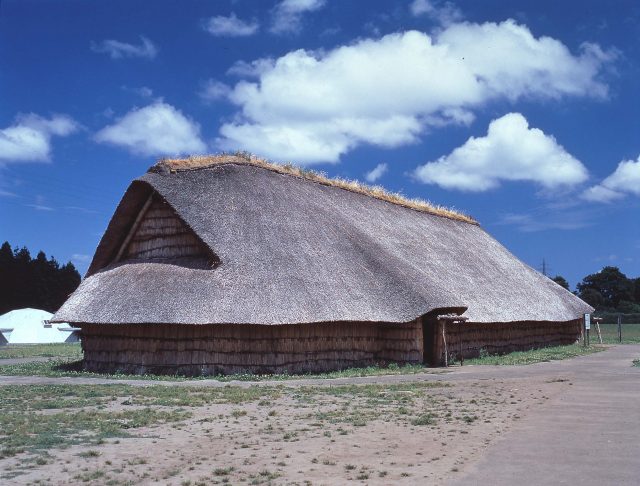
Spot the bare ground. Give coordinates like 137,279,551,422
1,345,638,485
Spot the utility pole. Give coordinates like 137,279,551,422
541,258,547,277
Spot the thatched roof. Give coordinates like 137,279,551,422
52,156,591,325
154,154,477,223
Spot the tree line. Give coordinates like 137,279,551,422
0,241,81,315
552,266,640,313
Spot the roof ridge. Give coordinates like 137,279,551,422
151,153,478,225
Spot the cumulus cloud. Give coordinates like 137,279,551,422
409,0,463,26
204,13,259,37
270,0,326,34
94,102,206,156
0,114,78,163
583,156,640,202
365,163,388,183
199,79,232,102
437,21,614,101
413,113,588,191
91,36,158,60
216,21,614,163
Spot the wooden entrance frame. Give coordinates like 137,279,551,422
437,314,469,367
422,311,469,367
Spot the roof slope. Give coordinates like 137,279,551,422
52,160,592,325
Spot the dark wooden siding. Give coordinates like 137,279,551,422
79,321,423,375
123,197,209,262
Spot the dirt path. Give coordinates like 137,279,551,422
451,344,640,485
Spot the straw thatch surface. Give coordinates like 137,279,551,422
154,154,476,223
52,161,592,325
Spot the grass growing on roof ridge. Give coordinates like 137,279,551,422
155,152,477,225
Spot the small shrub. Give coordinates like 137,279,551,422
411,413,436,426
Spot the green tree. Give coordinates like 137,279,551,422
632,278,640,304
579,288,605,309
551,275,569,290
0,242,81,314
577,266,633,310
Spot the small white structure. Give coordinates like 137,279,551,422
0,308,78,344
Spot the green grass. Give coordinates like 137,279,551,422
0,359,438,382
0,343,82,359
592,324,640,344
464,344,605,366
0,383,284,457
0,380,451,461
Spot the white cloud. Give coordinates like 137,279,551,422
0,114,78,163
227,58,275,77
204,13,259,37
409,0,463,26
28,203,54,211
122,86,154,98
414,113,588,191
270,0,326,35
71,253,91,263
91,36,158,60
217,21,614,163
437,21,614,100
199,79,232,102
94,102,207,156
498,211,592,232
365,163,388,183
583,156,640,202
133,86,153,98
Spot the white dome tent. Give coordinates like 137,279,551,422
0,308,79,344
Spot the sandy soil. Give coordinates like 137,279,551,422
1,376,564,485
2,345,638,486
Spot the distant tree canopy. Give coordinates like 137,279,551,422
0,241,81,315
576,266,640,313
551,275,569,290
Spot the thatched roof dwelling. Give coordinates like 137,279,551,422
52,154,591,375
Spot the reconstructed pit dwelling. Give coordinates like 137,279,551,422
52,154,592,375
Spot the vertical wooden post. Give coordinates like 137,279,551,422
459,320,464,366
442,320,448,367
437,314,468,367
618,314,622,343
594,317,603,345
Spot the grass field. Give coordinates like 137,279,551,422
0,343,82,360
592,323,640,344
464,344,604,366
0,343,608,382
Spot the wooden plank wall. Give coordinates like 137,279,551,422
124,197,208,261
433,319,582,365
80,321,423,376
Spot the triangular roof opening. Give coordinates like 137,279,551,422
113,192,219,270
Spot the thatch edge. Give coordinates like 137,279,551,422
151,153,478,225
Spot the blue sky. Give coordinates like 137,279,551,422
1,0,638,289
